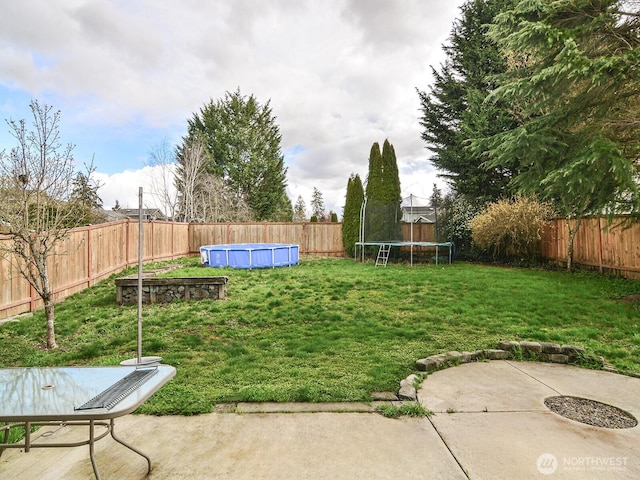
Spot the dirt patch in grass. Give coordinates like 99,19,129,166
618,294,640,305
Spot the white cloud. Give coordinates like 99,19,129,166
95,165,177,213
1,0,465,218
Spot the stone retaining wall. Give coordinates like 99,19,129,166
398,340,612,401
414,340,603,374
115,276,228,305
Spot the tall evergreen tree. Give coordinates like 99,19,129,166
310,187,326,221
364,140,402,241
364,142,384,199
293,195,307,222
69,170,103,225
178,89,292,221
380,139,402,240
342,173,364,256
381,139,401,203
480,0,640,269
417,0,517,202
70,171,103,210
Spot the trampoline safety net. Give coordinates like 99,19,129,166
361,198,403,243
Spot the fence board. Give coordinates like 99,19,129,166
0,245,31,318
541,216,640,279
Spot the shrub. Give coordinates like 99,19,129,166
439,193,485,260
470,196,554,262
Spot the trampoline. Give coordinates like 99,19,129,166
355,241,454,266
200,243,299,269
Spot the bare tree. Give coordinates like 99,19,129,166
175,137,208,222
195,174,253,222
175,137,254,222
147,138,179,219
0,100,90,349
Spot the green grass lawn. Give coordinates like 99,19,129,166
1,257,639,415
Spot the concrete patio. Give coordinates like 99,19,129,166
1,361,638,479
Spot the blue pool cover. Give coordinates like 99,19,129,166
200,243,300,269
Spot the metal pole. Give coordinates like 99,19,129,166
359,197,367,262
137,187,143,364
410,194,414,267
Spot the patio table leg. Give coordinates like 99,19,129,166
0,423,9,458
89,420,102,480
109,418,152,474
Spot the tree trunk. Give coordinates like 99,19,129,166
44,296,58,349
565,216,583,272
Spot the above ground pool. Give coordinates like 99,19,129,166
200,243,299,269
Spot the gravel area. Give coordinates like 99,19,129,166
544,395,638,429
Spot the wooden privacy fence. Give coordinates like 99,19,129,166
2,216,638,319
189,222,343,257
401,223,435,242
541,216,640,279
0,220,191,320
0,220,344,320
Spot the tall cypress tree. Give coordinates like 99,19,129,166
381,140,401,202
381,139,402,240
342,173,364,256
365,142,383,199
364,140,402,242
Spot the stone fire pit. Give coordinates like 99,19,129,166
115,271,228,305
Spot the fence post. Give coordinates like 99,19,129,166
598,217,603,274
125,218,131,267
86,228,92,288
301,223,307,254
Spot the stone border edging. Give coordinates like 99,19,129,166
398,340,615,401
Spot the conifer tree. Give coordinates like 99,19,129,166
381,139,402,240
417,0,517,201
364,142,383,199
364,140,402,242
310,187,326,221
342,173,364,256
179,89,292,221
381,139,401,203
480,0,640,269
293,195,307,222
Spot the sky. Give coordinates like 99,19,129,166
0,0,466,217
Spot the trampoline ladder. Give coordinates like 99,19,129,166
376,244,391,267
